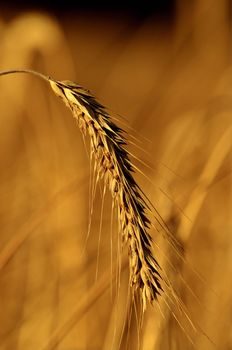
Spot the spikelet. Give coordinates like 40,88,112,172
49,78,163,310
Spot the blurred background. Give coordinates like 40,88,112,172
0,1,231,349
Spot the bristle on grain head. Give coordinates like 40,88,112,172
49,78,163,311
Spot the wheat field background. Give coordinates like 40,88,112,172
0,2,231,349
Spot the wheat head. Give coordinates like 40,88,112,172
0,69,163,311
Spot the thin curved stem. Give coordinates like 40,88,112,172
0,69,50,82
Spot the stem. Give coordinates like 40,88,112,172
0,69,50,82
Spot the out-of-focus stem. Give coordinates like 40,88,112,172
0,69,50,82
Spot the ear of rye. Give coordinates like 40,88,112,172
49,78,163,311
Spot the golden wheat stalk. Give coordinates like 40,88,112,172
0,68,162,310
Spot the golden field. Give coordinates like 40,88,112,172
0,2,231,349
